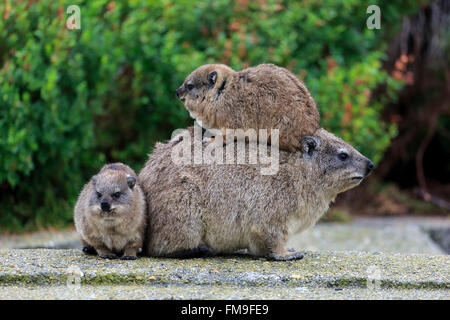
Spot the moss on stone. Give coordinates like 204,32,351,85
0,249,448,294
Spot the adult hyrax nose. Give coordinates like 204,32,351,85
101,200,111,212
365,159,374,176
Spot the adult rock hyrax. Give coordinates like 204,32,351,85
175,63,320,151
139,127,374,260
74,163,146,260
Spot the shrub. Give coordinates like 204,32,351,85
0,0,420,231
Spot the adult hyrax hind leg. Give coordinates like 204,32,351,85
248,229,304,261
165,245,215,259
146,205,205,258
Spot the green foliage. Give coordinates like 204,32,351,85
0,0,420,231
309,52,402,164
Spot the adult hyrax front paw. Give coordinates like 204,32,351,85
74,163,147,261
269,249,304,261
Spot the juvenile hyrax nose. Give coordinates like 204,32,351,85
101,200,111,212
176,87,182,98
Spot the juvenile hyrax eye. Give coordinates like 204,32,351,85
186,84,194,91
96,192,102,199
112,192,121,199
338,152,349,161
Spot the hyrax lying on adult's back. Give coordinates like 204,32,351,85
74,163,146,260
175,63,320,151
139,127,374,260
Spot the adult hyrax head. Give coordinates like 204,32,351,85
139,127,373,260
301,128,374,195
175,63,320,151
74,163,146,260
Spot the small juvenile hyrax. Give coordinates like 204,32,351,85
175,63,320,151
74,163,146,260
139,127,374,260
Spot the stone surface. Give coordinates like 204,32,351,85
0,249,448,299
1,217,448,299
1,284,448,300
2,217,448,255
287,217,449,255
0,229,79,249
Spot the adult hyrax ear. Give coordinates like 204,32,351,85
126,175,136,189
301,136,318,158
208,71,217,87
91,175,98,186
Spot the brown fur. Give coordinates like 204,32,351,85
138,127,373,260
74,163,146,260
176,64,320,151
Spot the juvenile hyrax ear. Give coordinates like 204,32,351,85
91,175,98,186
126,175,136,189
208,71,217,87
301,136,318,157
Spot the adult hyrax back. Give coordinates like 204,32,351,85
139,127,373,260
175,63,320,151
74,163,146,260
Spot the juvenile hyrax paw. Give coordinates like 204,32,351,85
99,253,118,260
121,255,137,260
82,246,97,255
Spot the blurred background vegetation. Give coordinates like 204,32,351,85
0,0,449,232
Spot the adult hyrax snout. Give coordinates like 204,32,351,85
139,127,373,260
74,163,146,260
176,63,320,152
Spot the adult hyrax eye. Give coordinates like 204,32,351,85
112,192,121,199
338,152,349,161
96,192,102,199
186,84,194,91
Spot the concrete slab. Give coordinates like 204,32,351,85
2,217,447,255
287,217,449,255
0,229,79,249
1,284,448,300
0,249,448,299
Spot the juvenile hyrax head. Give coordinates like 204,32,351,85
300,128,374,196
175,64,235,127
89,164,138,219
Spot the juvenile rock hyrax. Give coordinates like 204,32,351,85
74,163,146,260
175,63,320,151
139,127,373,260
